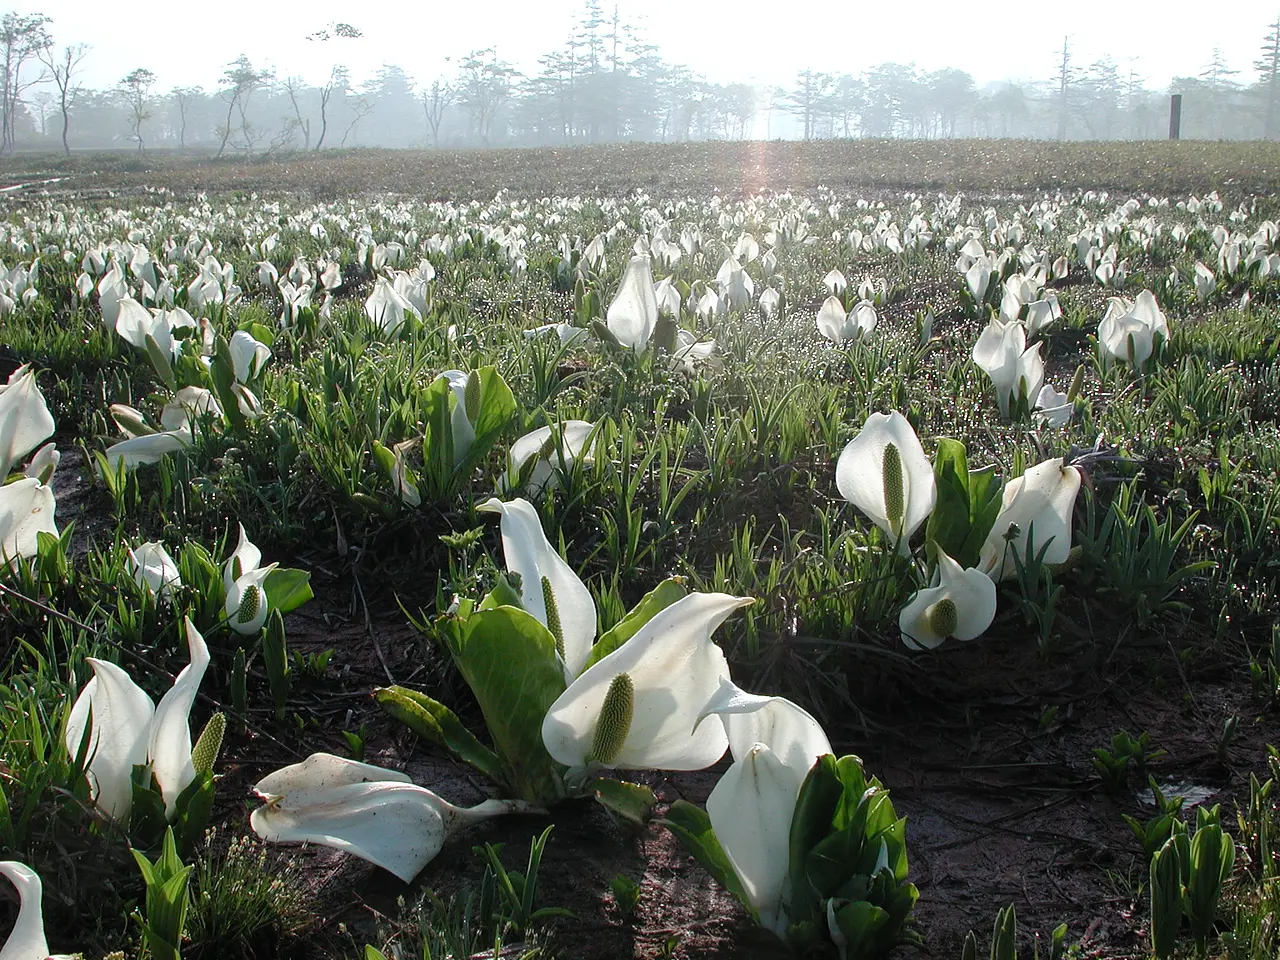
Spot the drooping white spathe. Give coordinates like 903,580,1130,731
0,861,75,960
700,681,832,936
835,411,936,552
606,255,659,351
898,551,998,649
979,459,1083,581
541,593,752,770
477,497,596,680
500,420,597,495
0,365,55,479
65,618,211,820
250,752,539,883
1097,290,1169,370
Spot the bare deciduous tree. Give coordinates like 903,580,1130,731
121,67,155,152
0,12,51,154
419,77,454,147
38,42,89,155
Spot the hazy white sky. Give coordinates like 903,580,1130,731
9,0,1270,94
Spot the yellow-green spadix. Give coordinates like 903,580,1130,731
835,411,935,553
249,752,541,883
898,550,997,650
541,593,752,770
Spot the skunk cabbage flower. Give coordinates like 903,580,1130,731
102,429,191,471
898,551,997,649
129,541,181,601
159,387,222,432
0,478,56,563
225,562,279,635
364,277,420,335
1194,262,1215,303
250,752,539,882
65,618,211,819
541,593,751,771
700,682,831,936
0,365,55,479
1034,384,1072,428
0,861,74,960
21,442,58,485
823,269,847,295
435,369,476,466
836,412,936,552
971,318,1044,419
716,257,755,311
229,330,271,383
477,497,596,680
654,276,682,317
1097,291,1169,370
606,255,659,351
964,257,993,303
223,523,262,592
523,322,587,347
500,420,597,495
979,459,1082,581
816,297,876,343
758,287,780,318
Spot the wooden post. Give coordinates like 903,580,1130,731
1169,94,1182,140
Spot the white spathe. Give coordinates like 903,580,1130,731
102,429,191,471
706,743,802,936
972,318,1044,419
250,752,537,883
229,329,272,383
606,255,659,351
0,478,56,563
129,541,182,601
699,678,831,772
898,551,998,649
541,593,751,771
0,365,55,479
65,618,210,820
979,459,1083,581
435,369,476,467
0,861,75,960
477,497,596,680
500,421,597,495
1097,290,1169,370
835,411,936,552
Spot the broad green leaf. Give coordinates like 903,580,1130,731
448,606,567,805
925,438,972,563
246,321,276,347
584,577,687,670
171,769,215,857
587,777,657,829
374,686,508,790
467,366,516,452
144,333,176,391
209,334,246,432
788,754,844,925
660,799,757,920
263,568,312,615
830,900,891,960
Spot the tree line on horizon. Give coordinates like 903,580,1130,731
0,6,1276,158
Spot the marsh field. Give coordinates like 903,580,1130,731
2,139,1280,960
